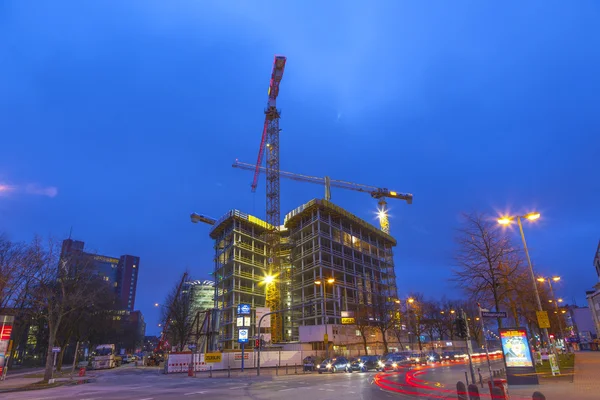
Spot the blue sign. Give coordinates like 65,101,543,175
238,328,249,343
237,303,251,315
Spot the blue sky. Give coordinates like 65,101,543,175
1,1,598,335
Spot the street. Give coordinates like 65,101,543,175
1,360,506,400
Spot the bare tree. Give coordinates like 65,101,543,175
25,236,109,382
161,272,194,351
452,213,524,328
354,304,373,355
371,293,397,354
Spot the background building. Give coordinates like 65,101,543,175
183,279,216,314
60,238,140,310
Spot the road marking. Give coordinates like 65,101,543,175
184,391,207,396
138,398,154,400
278,388,295,392
228,386,247,390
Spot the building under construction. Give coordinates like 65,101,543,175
208,199,398,350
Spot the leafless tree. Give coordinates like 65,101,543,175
452,213,524,328
25,236,109,382
371,293,397,354
353,304,375,355
161,272,194,351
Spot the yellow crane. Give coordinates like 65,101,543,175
232,160,413,234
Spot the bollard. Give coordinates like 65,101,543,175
468,383,480,400
295,364,297,374
456,381,468,400
286,363,288,375
479,372,483,388
209,366,212,378
276,364,279,376
465,371,470,386
532,391,546,400
228,365,231,378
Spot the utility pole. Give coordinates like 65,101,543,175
477,304,494,384
462,309,476,384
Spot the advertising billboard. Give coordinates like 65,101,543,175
0,315,15,377
500,328,534,368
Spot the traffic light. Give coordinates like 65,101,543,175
455,318,468,339
255,339,260,348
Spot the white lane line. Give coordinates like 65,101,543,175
184,391,207,396
228,386,247,390
278,388,295,392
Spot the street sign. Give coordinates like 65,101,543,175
237,303,251,315
188,344,196,349
536,311,551,329
238,328,249,343
237,316,251,327
52,347,61,353
481,311,507,318
341,317,355,325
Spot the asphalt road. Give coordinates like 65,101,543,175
0,360,505,400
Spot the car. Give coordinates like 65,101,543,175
379,354,411,372
303,356,318,371
424,352,441,363
317,357,349,374
346,355,381,372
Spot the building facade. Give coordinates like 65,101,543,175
208,200,399,350
60,239,140,311
585,240,600,338
182,279,216,315
209,210,272,350
284,199,398,341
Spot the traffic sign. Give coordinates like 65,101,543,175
237,303,251,315
52,347,61,353
238,328,249,343
536,311,551,329
481,311,507,318
188,344,196,349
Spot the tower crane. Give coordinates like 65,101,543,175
233,160,413,234
250,55,287,343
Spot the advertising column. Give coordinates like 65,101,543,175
499,328,539,385
0,315,15,380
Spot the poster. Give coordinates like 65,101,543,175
0,316,15,376
500,328,534,368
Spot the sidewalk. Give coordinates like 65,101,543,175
0,366,91,393
505,351,600,400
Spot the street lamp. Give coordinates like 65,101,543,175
537,276,567,342
498,211,549,348
315,277,335,358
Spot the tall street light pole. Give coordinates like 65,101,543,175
537,276,566,343
315,277,335,359
498,212,550,349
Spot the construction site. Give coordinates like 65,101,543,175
188,55,414,351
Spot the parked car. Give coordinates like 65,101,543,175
303,356,318,371
317,357,349,374
347,355,381,372
380,354,411,372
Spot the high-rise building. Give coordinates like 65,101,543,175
59,239,140,311
209,210,272,349
208,199,398,349
284,199,398,341
183,280,216,315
